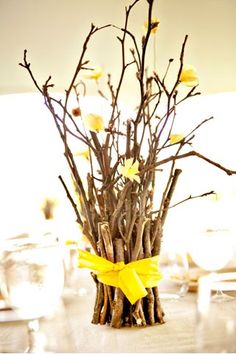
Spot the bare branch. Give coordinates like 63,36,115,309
169,190,216,209
156,150,236,176
58,175,83,226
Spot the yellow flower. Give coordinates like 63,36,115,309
179,65,199,87
169,134,185,144
74,149,90,161
143,18,160,34
84,113,104,133
118,158,140,183
83,66,103,80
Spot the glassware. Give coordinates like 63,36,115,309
158,247,189,301
189,228,235,302
196,272,236,352
63,242,94,297
0,236,65,352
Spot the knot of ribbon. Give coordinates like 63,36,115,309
78,249,162,304
112,261,125,272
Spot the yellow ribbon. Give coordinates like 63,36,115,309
78,249,162,305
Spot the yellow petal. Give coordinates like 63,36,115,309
170,134,184,144
83,66,103,80
65,239,78,247
74,149,90,160
132,175,141,183
180,65,199,87
84,113,104,133
130,160,139,173
143,17,160,34
125,158,134,169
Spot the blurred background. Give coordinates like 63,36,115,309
1,0,236,96
0,0,236,250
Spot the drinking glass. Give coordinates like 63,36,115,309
196,272,236,352
189,228,234,302
0,236,65,352
158,247,189,300
63,242,94,297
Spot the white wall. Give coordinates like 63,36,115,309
0,0,236,97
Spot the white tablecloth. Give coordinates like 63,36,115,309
0,282,236,353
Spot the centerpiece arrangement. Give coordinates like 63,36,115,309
20,0,236,328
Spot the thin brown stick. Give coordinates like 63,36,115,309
111,238,125,328
153,287,165,324
161,168,182,225
58,175,83,226
91,281,104,324
156,150,236,176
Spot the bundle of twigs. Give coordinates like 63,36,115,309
20,0,236,328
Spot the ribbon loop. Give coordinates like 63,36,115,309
78,249,162,304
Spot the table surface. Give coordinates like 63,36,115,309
0,274,236,353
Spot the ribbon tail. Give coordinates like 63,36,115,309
97,271,120,288
119,268,147,305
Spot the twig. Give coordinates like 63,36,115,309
58,175,82,226
169,190,215,209
156,150,236,176
161,168,182,225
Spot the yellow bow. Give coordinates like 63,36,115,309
78,249,162,304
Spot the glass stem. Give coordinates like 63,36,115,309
26,319,46,353
216,289,224,296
